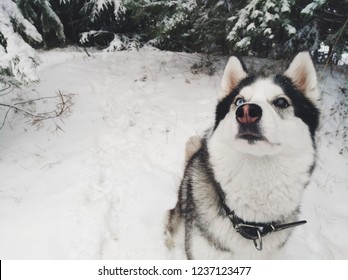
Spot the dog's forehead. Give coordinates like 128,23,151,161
239,78,284,101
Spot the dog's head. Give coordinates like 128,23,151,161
211,52,320,156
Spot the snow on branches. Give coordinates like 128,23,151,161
0,0,42,86
227,0,297,55
81,0,126,22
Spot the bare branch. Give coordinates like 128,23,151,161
0,85,15,97
0,90,75,130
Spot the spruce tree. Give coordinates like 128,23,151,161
124,0,197,51
227,0,297,57
0,0,42,86
299,0,348,63
186,0,233,54
125,0,233,53
226,0,347,60
74,0,127,50
16,0,66,48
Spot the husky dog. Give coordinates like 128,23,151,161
165,52,320,259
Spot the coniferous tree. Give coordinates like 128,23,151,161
299,0,348,63
0,0,42,86
227,0,297,57
1,0,347,74
125,0,233,53
73,0,128,50
185,0,234,54
123,0,197,51
16,0,66,48
226,0,347,60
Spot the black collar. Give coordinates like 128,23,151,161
216,184,307,251
226,208,307,251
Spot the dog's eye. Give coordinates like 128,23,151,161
235,98,245,106
273,97,290,108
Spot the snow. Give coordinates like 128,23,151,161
0,0,42,84
82,0,125,21
104,34,124,51
247,23,255,32
0,0,42,44
301,0,326,15
339,53,348,65
280,0,291,13
235,37,251,49
0,49,347,259
284,24,296,35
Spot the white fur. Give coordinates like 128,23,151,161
284,52,319,104
201,76,316,258
167,53,318,259
220,56,248,100
208,77,315,222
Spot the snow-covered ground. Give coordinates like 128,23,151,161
0,49,347,259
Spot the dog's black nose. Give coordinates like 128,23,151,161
236,104,262,124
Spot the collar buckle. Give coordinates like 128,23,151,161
227,210,307,251
253,230,263,251
235,223,265,251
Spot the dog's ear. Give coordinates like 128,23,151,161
220,56,248,100
284,52,319,104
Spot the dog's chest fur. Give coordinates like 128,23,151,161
182,141,309,259
208,138,315,222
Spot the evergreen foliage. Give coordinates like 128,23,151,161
55,0,127,49
123,0,198,51
125,0,347,59
189,0,233,54
226,0,346,59
300,0,348,62
0,0,347,86
227,0,297,57
0,0,42,86
17,0,66,48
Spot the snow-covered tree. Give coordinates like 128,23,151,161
227,0,297,57
0,0,42,86
185,0,234,53
74,0,128,50
126,0,234,53
283,21,320,56
0,0,73,130
80,0,125,22
16,0,65,48
2,0,346,70
300,0,348,63
226,0,347,60
123,0,197,51
301,0,327,15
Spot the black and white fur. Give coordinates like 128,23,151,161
165,52,320,259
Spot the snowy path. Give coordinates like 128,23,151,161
0,49,347,259
0,50,219,259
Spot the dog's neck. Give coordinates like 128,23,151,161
214,180,307,251
206,136,315,223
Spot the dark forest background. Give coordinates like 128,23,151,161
1,0,347,86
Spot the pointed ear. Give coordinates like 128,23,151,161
219,56,248,100
284,52,319,104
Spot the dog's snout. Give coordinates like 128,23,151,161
236,104,262,125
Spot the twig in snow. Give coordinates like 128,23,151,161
0,90,75,130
